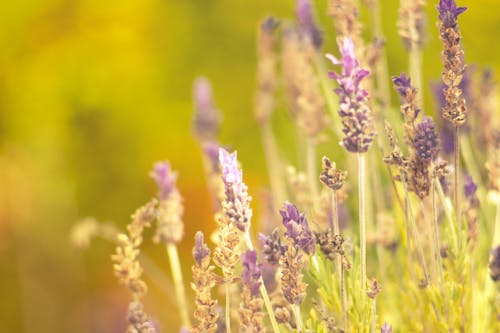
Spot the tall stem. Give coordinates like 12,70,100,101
401,175,429,285
244,233,281,333
431,177,444,288
358,154,367,290
225,282,231,333
454,127,462,240
293,304,304,333
261,120,287,214
341,263,347,332
166,243,191,328
371,298,377,333
307,138,319,211
435,177,459,253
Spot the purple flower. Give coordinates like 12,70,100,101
193,231,210,266
489,246,500,281
150,161,178,200
414,117,440,163
380,322,392,333
218,148,252,232
437,0,467,29
241,250,262,297
192,77,221,141
392,73,413,98
463,175,478,200
260,16,279,33
295,0,323,49
280,202,315,254
326,38,375,153
202,141,221,172
259,228,284,265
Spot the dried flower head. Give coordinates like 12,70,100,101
327,37,375,153
191,232,219,333
327,0,363,50
192,77,221,141
320,156,347,191
280,244,307,305
437,0,467,126
366,278,381,299
281,202,316,254
219,148,252,232
150,161,184,244
296,0,323,49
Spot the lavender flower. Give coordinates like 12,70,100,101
203,141,221,172
192,77,221,141
241,250,262,297
489,246,500,282
326,37,375,153
218,148,252,232
280,202,315,254
414,117,439,163
464,175,478,200
437,0,467,29
381,322,393,333
295,0,323,49
150,161,178,200
392,72,413,98
150,162,184,244
193,231,210,266
258,228,283,265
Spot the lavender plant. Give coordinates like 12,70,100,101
75,0,500,332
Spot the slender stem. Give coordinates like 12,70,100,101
293,304,304,333
401,175,429,285
225,282,231,333
166,244,191,328
244,233,281,333
454,126,463,247
341,263,347,333
261,120,287,214
371,298,377,333
313,53,342,138
431,177,444,288
358,154,367,290
331,190,346,330
435,176,459,253
307,138,319,211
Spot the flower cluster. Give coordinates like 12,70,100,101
327,37,375,153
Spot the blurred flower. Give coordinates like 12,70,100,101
259,228,283,266
381,322,393,333
193,231,211,266
218,148,252,232
192,77,221,141
464,175,478,200
150,161,178,200
320,156,347,191
295,0,323,49
489,246,500,282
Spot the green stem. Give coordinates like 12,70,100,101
307,138,319,211
435,176,459,254
455,127,462,244
431,177,444,288
371,298,377,333
166,243,191,328
226,282,231,333
293,304,304,333
358,154,367,290
244,233,281,333
261,120,287,213
313,52,342,138
341,262,347,333
401,175,429,285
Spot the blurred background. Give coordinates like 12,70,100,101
0,0,498,332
